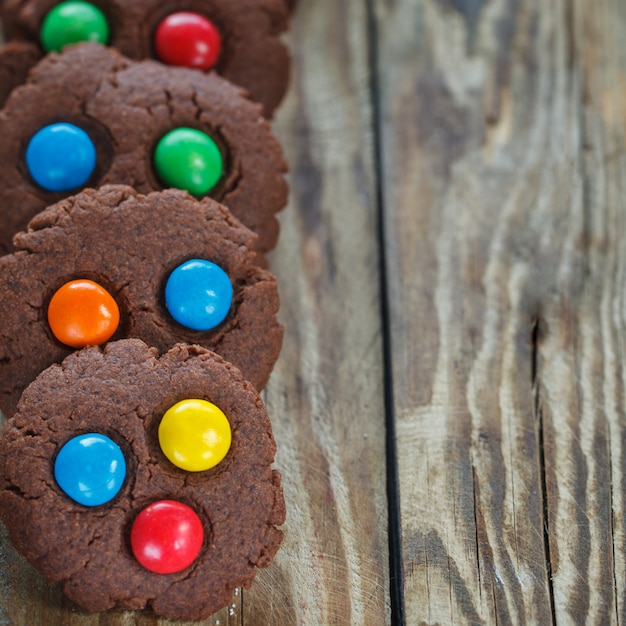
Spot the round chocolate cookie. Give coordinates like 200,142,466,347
0,339,286,620
0,0,290,116
0,43,288,257
0,184,284,418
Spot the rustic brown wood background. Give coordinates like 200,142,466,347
2,0,626,623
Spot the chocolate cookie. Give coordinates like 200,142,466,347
0,184,284,418
0,43,288,257
0,0,290,116
0,339,286,620
0,41,40,108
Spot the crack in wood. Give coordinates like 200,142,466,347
533,319,557,626
608,439,621,626
471,465,482,603
530,318,539,388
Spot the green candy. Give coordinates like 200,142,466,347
41,1,110,53
154,128,224,196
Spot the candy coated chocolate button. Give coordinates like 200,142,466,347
41,1,110,53
153,128,223,195
48,279,120,348
26,123,96,192
54,433,126,506
159,399,232,472
131,500,204,574
165,259,232,331
154,12,222,71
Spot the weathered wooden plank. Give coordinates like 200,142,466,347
538,0,626,622
374,0,626,622
244,1,390,624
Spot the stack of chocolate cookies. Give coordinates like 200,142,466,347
0,1,294,620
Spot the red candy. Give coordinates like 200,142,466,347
154,12,222,71
130,500,204,574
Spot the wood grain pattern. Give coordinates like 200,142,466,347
374,0,626,622
246,1,390,623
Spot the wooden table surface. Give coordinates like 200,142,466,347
2,0,626,623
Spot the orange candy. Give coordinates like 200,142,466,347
48,279,120,348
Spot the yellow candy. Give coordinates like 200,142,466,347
159,399,232,472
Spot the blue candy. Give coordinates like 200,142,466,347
54,433,126,506
26,122,96,192
165,259,233,331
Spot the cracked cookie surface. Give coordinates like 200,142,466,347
0,339,286,621
0,184,284,418
0,43,288,257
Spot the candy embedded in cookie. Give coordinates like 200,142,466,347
0,339,286,620
131,499,205,575
40,1,110,53
164,260,233,332
0,185,284,418
0,0,290,116
54,433,126,506
154,128,224,196
159,399,232,471
47,279,120,348
153,12,221,71
26,122,97,192
0,44,288,258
